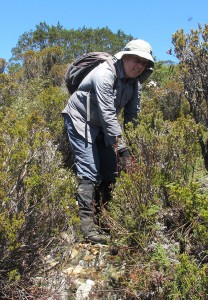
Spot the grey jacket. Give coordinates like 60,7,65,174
62,58,142,151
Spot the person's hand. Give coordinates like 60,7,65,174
118,148,132,172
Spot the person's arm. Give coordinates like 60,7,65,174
123,80,142,130
92,66,125,149
119,81,141,171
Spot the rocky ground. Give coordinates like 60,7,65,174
36,238,128,300
33,218,181,300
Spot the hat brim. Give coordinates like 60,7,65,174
114,50,154,62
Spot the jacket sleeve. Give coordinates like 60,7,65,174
123,81,142,129
91,66,124,147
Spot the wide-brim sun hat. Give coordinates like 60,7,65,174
115,39,154,83
115,39,154,63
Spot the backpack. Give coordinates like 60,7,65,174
65,52,116,94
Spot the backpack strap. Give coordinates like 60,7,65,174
106,58,116,76
87,92,91,122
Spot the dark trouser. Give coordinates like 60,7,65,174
64,114,116,222
63,114,117,183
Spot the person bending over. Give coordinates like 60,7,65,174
62,39,154,244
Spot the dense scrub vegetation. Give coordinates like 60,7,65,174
0,23,207,299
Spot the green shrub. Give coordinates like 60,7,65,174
107,113,208,298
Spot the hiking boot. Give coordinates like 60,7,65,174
80,218,111,245
76,178,111,244
94,181,113,234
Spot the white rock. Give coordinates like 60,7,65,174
76,279,95,300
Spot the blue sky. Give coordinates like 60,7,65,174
0,0,207,62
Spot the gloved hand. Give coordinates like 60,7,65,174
118,148,132,172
